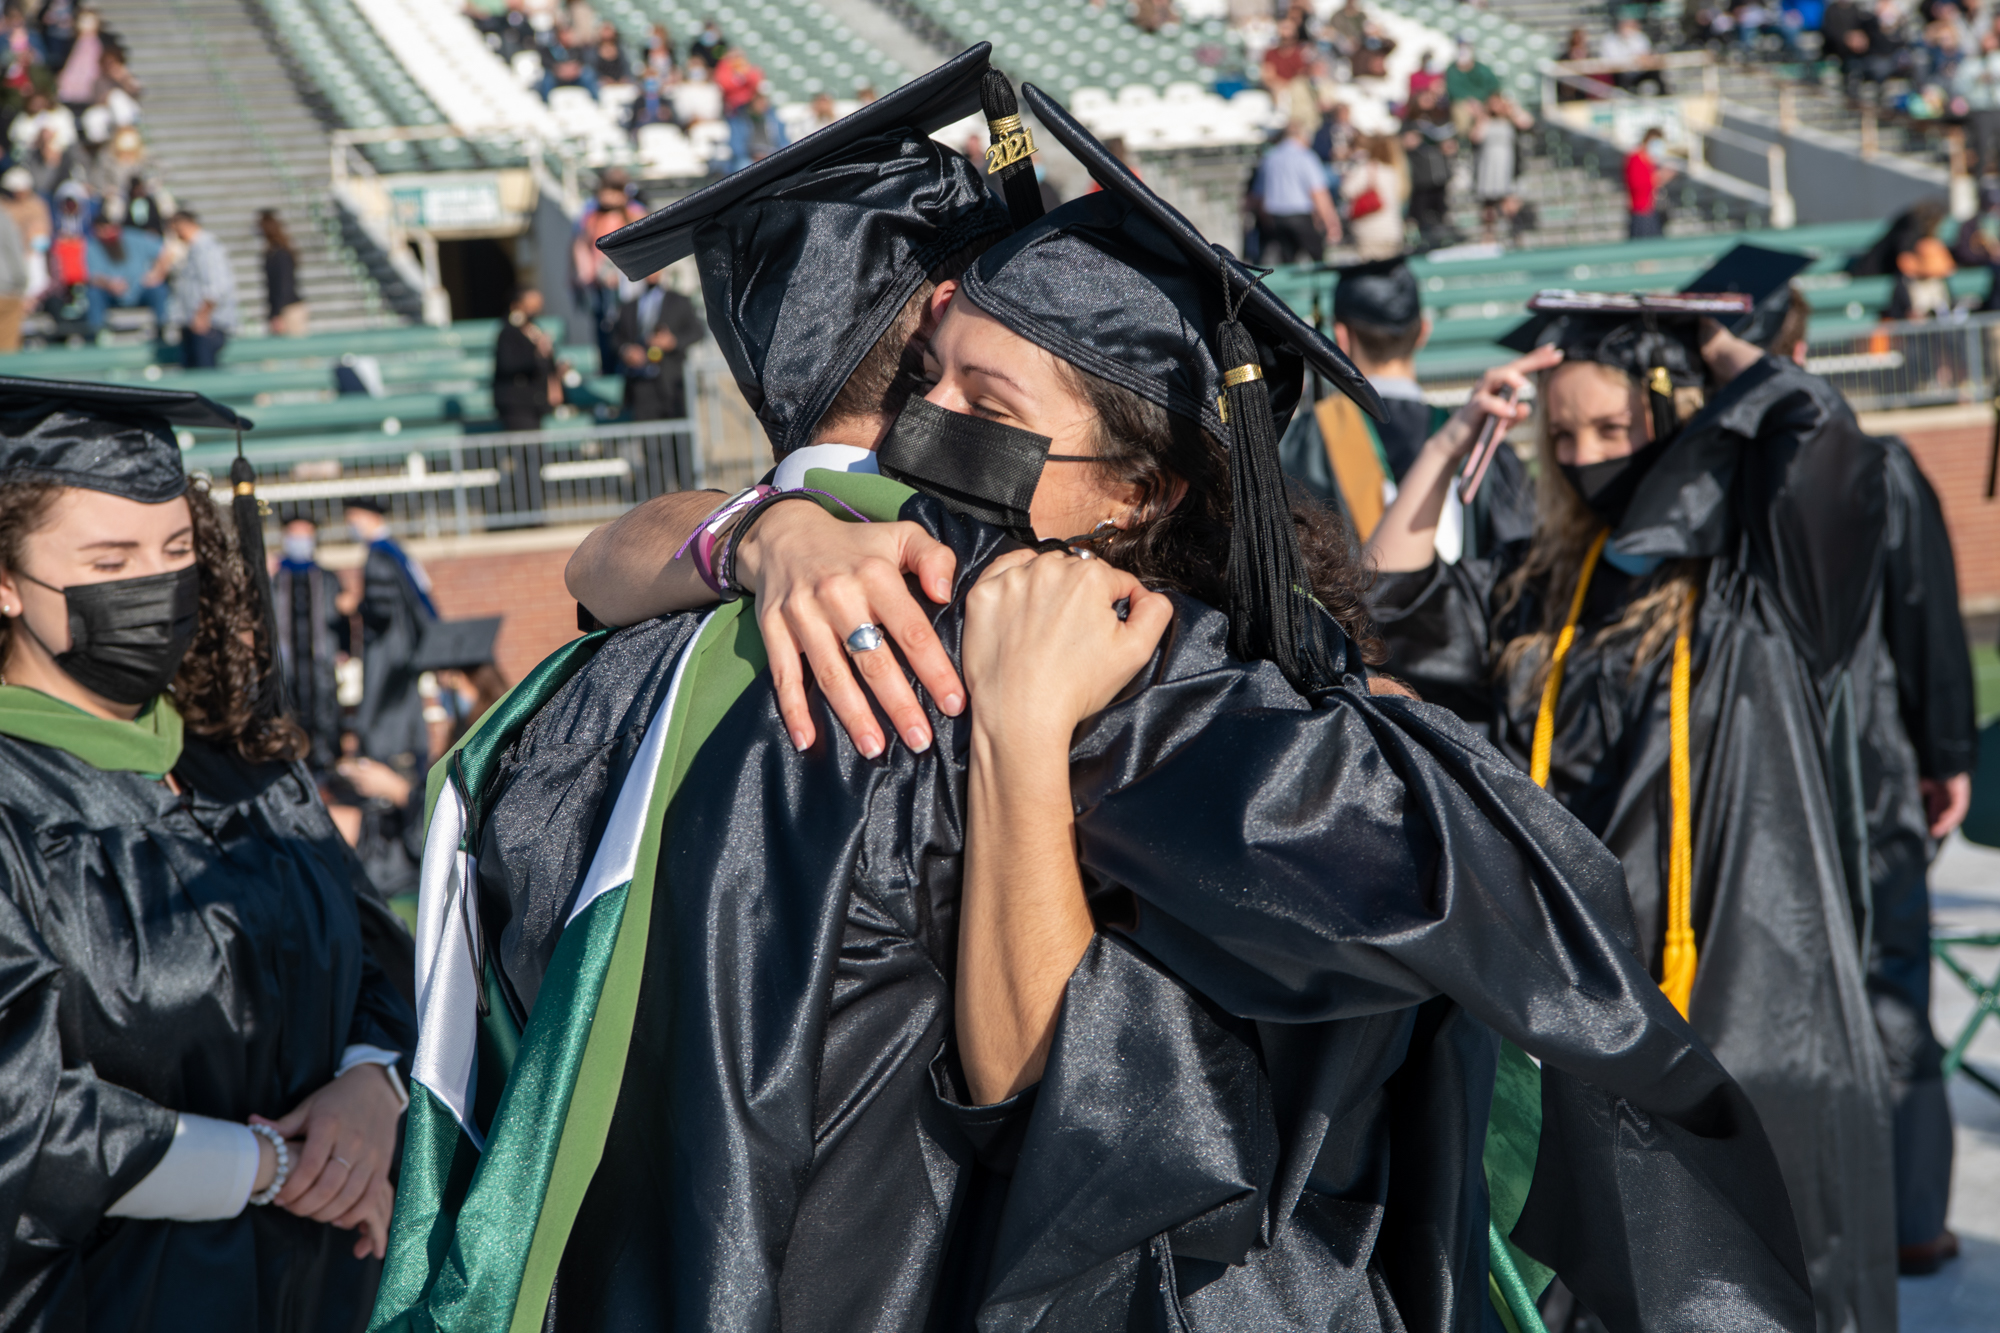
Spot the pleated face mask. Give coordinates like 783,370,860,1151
14,564,201,706
876,395,1066,541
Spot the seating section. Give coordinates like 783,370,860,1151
1259,220,1894,384
1372,0,1553,103
908,0,1222,99
613,0,907,102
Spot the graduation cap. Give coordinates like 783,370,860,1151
413,616,501,673
957,84,1386,696
596,48,1017,459
0,375,286,719
1499,290,1754,449
1331,256,1422,332
1678,242,1813,348
0,375,252,503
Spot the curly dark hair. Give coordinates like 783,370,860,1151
1054,363,1386,667
0,479,308,765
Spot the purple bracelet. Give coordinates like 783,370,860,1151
673,486,771,598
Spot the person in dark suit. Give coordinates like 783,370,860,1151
342,498,435,778
492,287,560,432
614,272,706,420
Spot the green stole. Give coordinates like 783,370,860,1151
0,686,184,776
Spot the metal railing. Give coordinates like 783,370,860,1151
1801,312,2000,415
209,352,771,539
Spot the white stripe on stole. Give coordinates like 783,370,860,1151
409,615,710,1147
413,782,484,1145
566,611,708,927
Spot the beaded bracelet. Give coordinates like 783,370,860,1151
247,1122,291,1207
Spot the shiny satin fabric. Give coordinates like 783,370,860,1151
0,405,190,503
1371,355,1899,1332
690,131,1009,459
0,734,416,1332
473,497,1812,1332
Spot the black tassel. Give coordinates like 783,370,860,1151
228,448,288,718
1217,318,1338,694
980,69,1045,231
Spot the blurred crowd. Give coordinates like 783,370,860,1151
467,0,854,173
1244,5,1539,262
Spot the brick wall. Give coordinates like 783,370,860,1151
326,528,587,686
1861,405,2000,610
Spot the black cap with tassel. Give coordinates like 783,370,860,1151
980,68,1045,231
229,440,288,717
953,85,1382,696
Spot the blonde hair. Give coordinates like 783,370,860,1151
1494,361,1703,699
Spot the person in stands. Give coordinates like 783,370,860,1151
614,269,706,421
83,209,169,339
1250,120,1341,263
166,207,236,368
1624,126,1674,238
259,208,307,337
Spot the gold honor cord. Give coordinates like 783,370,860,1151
984,115,1036,174
1529,527,1698,1017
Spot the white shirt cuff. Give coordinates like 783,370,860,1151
338,1044,410,1112
105,1113,260,1221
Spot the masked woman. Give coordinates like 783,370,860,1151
393,68,1813,1333
0,380,416,1333
1362,295,1899,1331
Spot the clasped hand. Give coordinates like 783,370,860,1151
249,1063,404,1259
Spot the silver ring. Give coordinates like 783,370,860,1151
331,1155,353,1169
844,624,885,654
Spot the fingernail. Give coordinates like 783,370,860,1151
860,736,884,759
791,729,809,751
905,726,931,753
943,692,964,714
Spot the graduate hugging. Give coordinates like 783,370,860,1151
375,47,1822,1333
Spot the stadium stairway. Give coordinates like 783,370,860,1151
90,0,405,336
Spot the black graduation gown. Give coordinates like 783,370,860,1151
470,499,1813,1333
1370,356,1899,1332
354,542,433,774
1855,435,1975,1244
273,559,349,774
0,733,417,1332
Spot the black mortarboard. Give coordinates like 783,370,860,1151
1499,290,1752,445
1332,256,1422,331
957,85,1385,696
342,495,387,515
598,44,995,278
0,375,251,503
599,50,1014,459
1679,243,1813,347
413,616,501,673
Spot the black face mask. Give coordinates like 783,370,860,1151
1557,432,1672,530
877,396,1090,541
15,565,201,705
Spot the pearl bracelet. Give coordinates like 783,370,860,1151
247,1122,291,1207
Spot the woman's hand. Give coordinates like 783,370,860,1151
961,549,1175,745
333,1176,396,1261
1366,343,1560,574
252,1064,403,1232
733,500,964,758
1423,344,1561,467
335,756,412,805
1697,317,1767,387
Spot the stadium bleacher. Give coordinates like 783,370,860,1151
909,0,1222,100
1262,220,1905,385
